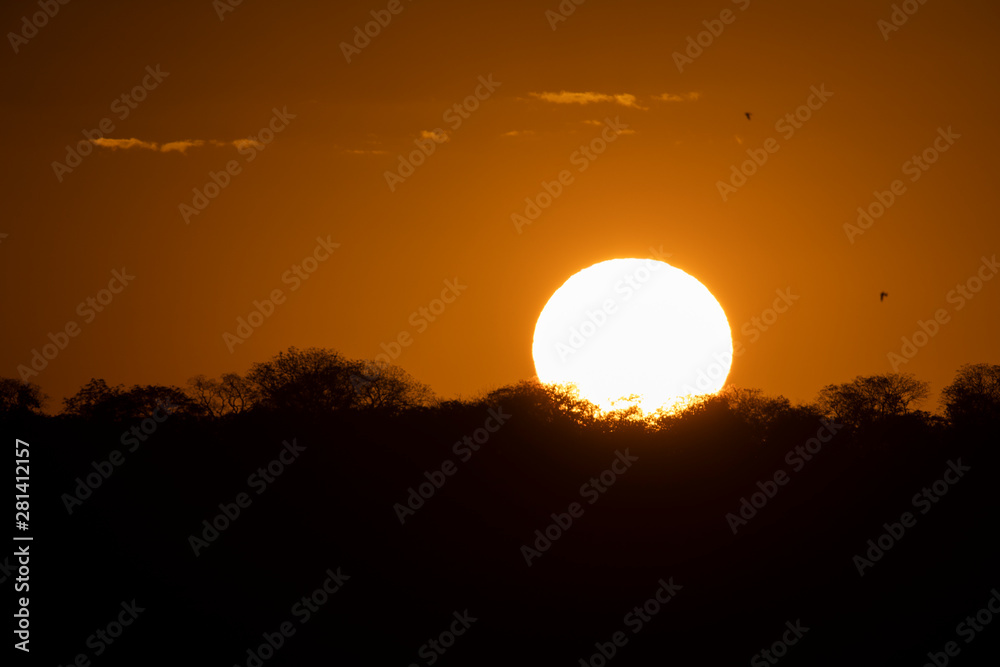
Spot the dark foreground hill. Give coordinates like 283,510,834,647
7,399,1000,666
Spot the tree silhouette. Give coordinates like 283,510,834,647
0,377,46,418
817,372,929,428
245,346,366,413
719,386,793,439
477,379,598,427
241,347,437,414
941,363,1000,427
187,372,259,417
350,360,436,413
125,384,199,418
186,374,224,418
63,378,198,421
62,378,125,420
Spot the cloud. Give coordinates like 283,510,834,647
342,149,389,155
91,138,158,151
90,138,260,153
529,91,647,109
581,120,636,134
500,130,536,137
229,139,264,150
653,92,701,102
420,129,450,143
160,140,206,153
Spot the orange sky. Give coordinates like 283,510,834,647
3,0,998,412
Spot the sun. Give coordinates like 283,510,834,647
532,258,733,416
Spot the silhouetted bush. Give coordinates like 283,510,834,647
817,372,930,429
0,376,46,418
62,378,200,421
941,362,1000,428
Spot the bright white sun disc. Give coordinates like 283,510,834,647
532,258,733,414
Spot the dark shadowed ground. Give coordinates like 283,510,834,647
7,381,999,666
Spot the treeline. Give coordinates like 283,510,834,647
0,346,434,421
7,351,998,664
1,347,998,435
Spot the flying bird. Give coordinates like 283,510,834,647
880,292,889,302
745,112,752,120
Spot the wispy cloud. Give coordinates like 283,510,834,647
582,120,636,134
420,129,450,142
342,148,389,155
161,140,206,153
501,130,536,137
229,139,263,150
529,91,647,109
91,138,158,151
653,92,701,102
90,138,261,153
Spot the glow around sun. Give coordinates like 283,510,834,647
532,258,733,415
